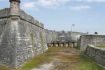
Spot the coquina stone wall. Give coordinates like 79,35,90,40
0,8,87,68
0,8,47,68
45,30,86,43
85,45,105,66
79,35,105,51
45,29,59,43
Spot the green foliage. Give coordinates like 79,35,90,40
97,44,105,48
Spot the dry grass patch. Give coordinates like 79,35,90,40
0,65,11,70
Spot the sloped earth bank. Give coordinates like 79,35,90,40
29,47,105,70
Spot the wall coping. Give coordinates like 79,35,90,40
0,8,44,29
82,35,105,37
88,44,105,51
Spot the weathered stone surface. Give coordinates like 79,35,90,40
79,35,105,51
0,18,16,67
45,30,86,44
85,45,105,66
20,10,44,28
0,7,48,68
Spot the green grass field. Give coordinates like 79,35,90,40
97,44,105,48
74,55,105,70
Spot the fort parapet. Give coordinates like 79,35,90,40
0,8,47,68
79,35,105,51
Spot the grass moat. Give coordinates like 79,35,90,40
0,47,105,70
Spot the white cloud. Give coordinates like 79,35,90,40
75,0,105,2
22,0,105,11
21,0,70,10
87,0,105,2
22,2,35,9
37,0,58,7
37,0,70,7
69,5,91,11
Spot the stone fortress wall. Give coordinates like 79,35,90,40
79,35,105,51
0,8,48,68
20,10,44,28
45,30,86,43
0,8,13,67
79,35,105,67
45,29,58,43
85,45,105,67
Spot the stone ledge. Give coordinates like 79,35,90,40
0,8,44,29
85,44,105,67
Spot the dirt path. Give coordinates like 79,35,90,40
31,63,54,70
31,48,80,70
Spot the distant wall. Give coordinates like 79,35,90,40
45,30,86,43
79,35,105,51
66,32,86,42
45,29,58,43
85,45,105,66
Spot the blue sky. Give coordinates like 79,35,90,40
0,0,105,34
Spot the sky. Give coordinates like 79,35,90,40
0,0,105,34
